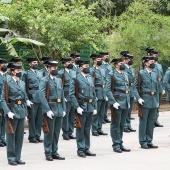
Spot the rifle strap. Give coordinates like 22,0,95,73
75,76,78,99
138,73,141,93
62,71,65,87
46,76,50,102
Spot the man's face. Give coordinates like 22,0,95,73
115,61,124,69
64,61,71,68
102,55,109,61
146,60,154,67
80,64,89,71
94,58,101,65
12,68,22,76
73,57,80,63
48,66,58,72
0,63,7,71
29,61,38,67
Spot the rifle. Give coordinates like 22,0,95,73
4,81,14,134
110,74,116,122
75,78,81,128
137,73,143,117
42,77,50,133
25,74,31,119
62,73,65,87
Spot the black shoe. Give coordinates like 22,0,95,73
147,144,158,149
130,117,135,120
36,138,44,143
69,135,76,139
2,141,6,146
8,161,18,166
16,160,25,165
92,132,99,136
52,154,65,160
0,142,5,147
104,118,111,123
124,128,130,133
63,136,70,140
128,127,136,132
77,152,86,158
155,122,163,127
98,131,108,135
120,146,131,152
85,150,96,156
46,156,53,161
141,145,149,149
113,148,122,153
102,120,106,124
29,139,39,143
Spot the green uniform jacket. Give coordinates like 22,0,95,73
90,67,106,100
72,64,81,74
1,76,27,118
69,73,97,112
152,63,164,94
106,69,130,109
39,76,66,117
124,65,135,97
26,69,43,103
100,62,112,75
163,67,170,102
39,67,49,77
58,68,76,102
134,69,159,108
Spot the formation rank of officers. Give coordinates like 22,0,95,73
0,48,166,165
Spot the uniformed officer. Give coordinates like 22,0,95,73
0,58,8,147
70,53,81,74
106,58,143,153
58,57,76,140
90,53,108,136
26,57,43,143
39,60,66,161
100,52,112,123
122,53,136,133
134,57,159,149
1,63,28,165
152,51,164,127
39,57,52,77
10,57,27,82
163,64,170,104
70,60,97,158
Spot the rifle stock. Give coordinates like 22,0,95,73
4,81,14,134
27,107,31,119
75,78,81,128
43,115,49,133
110,105,116,122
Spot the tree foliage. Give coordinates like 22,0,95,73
104,0,170,71
0,0,109,59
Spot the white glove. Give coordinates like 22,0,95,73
63,111,66,117
25,116,28,121
26,100,33,107
47,110,54,119
113,102,120,110
96,97,98,101
162,90,165,95
93,110,97,115
105,96,108,101
7,112,15,119
138,98,144,105
77,107,84,115
64,98,67,102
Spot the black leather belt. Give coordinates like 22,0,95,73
29,87,39,90
78,98,93,103
114,89,129,94
95,84,105,88
9,99,24,105
64,85,70,88
49,99,62,103
140,92,156,95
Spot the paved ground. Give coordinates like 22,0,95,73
0,111,170,170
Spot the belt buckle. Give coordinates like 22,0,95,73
89,99,93,103
125,90,129,94
18,100,22,105
102,84,105,88
130,83,134,86
158,77,162,82
57,98,61,103
151,91,155,95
